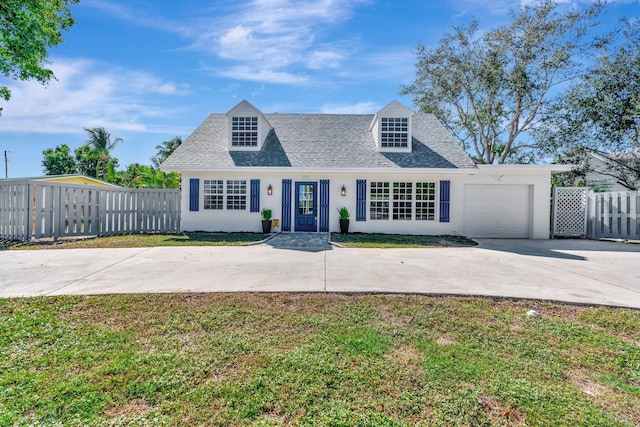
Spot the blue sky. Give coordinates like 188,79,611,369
1,0,638,178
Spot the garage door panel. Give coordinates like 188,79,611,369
464,185,531,238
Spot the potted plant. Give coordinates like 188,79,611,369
261,208,273,233
337,207,350,233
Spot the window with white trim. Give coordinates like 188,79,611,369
203,180,223,210
381,117,408,148
226,180,247,210
393,182,412,220
231,116,258,147
415,182,436,221
370,182,389,220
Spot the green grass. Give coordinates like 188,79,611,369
9,232,477,250
331,233,477,248
12,232,268,250
1,294,638,426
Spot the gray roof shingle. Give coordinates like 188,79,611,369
162,113,476,170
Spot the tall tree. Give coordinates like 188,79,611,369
0,0,78,114
401,0,604,164
151,136,182,168
83,127,123,181
539,18,640,154
540,18,639,189
42,144,78,175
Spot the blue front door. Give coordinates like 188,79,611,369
295,182,317,232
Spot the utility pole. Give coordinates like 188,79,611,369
4,150,7,179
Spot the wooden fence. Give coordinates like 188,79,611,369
0,180,181,242
552,188,639,240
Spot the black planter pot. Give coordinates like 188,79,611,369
261,219,272,234
339,218,349,234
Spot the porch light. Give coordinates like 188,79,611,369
267,184,273,195
341,185,346,196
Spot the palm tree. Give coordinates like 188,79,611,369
83,127,123,180
151,136,182,168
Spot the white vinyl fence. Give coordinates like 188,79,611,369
552,187,639,240
0,180,180,242
587,190,640,239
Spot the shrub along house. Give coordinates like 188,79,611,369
161,100,567,238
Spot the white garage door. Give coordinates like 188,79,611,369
463,185,531,238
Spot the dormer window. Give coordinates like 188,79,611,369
231,116,258,147
226,100,272,151
380,117,408,148
371,101,413,153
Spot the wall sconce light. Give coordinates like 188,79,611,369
341,185,346,196
267,184,273,195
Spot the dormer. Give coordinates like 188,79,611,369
226,100,272,151
370,101,413,153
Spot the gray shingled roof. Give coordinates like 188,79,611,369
161,113,476,170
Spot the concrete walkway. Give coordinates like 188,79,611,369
0,235,639,308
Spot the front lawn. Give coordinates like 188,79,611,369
12,232,268,250
1,294,638,426
331,233,477,248
10,232,478,250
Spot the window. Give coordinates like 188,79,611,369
203,180,223,210
393,182,412,220
370,182,389,220
381,117,408,148
416,182,436,221
231,116,258,147
226,180,247,210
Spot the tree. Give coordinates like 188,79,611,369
74,145,97,178
0,0,78,114
42,144,78,175
83,127,123,181
151,136,182,168
539,18,639,189
539,18,640,155
118,163,181,189
401,0,604,164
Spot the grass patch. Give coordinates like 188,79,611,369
1,294,638,426
12,232,268,250
331,233,477,248
10,232,477,250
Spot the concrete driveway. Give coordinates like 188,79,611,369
0,238,639,308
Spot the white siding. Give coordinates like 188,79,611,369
180,166,555,239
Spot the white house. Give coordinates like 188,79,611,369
161,100,569,238
580,151,640,191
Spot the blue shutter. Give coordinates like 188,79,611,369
250,179,260,212
281,179,292,231
439,180,450,222
189,178,199,211
319,179,330,232
356,179,367,221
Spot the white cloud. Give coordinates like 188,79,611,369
81,0,192,36
0,58,190,134
319,101,380,114
218,66,308,85
193,0,367,83
307,50,344,69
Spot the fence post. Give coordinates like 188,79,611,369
631,192,639,239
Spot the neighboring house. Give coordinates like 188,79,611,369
0,175,120,187
161,100,568,238
581,151,640,191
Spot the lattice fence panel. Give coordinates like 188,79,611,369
552,187,588,237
